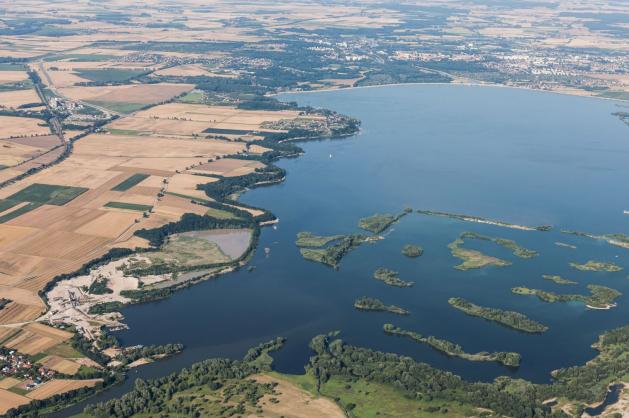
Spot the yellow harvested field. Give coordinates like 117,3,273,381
3,323,72,355
74,134,246,159
136,175,167,188
59,83,193,104
0,377,21,390
74,211,140,238
0,285,43,307
0,303,43,325
0,140,44,166
10,230,109,259
167,173,216,200
0,71,28,84
107,101,308,138
0,89,41,109
26,379,101,400
108,117,212,136
0,328,20,344
39,355,81,375
0,116,50,139
134,102,300,125
4,330,58,355
45,71,89,88
153,194,208,218
191,158,265,177
26,323,73,340
0,388,30,414
252,374,345,418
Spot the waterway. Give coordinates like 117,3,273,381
52,85,629,416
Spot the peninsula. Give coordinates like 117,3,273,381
417,209,552,231
562,230,629,250
448,235,511,271
373,268,415,287
512,285,621,309
543,275,578,285
383,324,521,367
358,208,412,234
570,261,623,272
448,297,549,333
354,297,410,315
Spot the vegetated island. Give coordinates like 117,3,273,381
570,260,623,272
562,230,629,250
354,297,409,315
448,297,548,333
383,324,521,367
512,285,622,310
358,208,412,234
462,231,538,258
543,274,578,285
373,268,415,287
295,232,345,248
299,234,374,269
417,209,552,231
448,234,511,271
402,244,423,258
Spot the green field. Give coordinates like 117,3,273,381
0,202,43,223
104,201,153,212
111,173,150,191
273,372,478,417
0,63,26,71
86,101,147,114
178,91,205,104
6,183,88,205
75,68,146,83
0,80,34,91
205,206,242,220
597,90,629,101
107,128,145,136
44,54,119,62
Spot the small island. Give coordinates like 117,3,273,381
461,231,538,258
354,297,410,315
543,274,578,285
373,268,415,287
402,244,423,258
299,235,369,268
562,229,629,250
295,232,345,248
448,236,511,271
448,297,548,333
570,260,623,272
358,208,412,234
417,209,552,231
511,285,621,309
383,324,521,367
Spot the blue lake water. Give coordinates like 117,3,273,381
52,85,629,415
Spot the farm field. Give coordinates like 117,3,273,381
0,89,41,109
107,102,305,137
26,379,101,400
0,81,291,400
58,83,193,105
0,116,50,139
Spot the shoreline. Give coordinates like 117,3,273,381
277,80,629,104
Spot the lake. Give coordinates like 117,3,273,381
52,84,629,416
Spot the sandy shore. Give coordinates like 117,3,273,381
277,80,629,104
